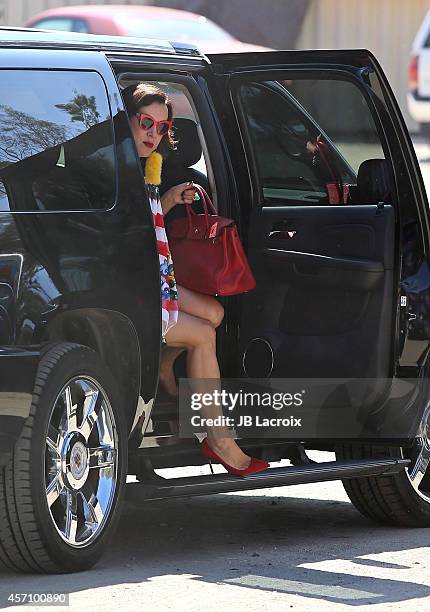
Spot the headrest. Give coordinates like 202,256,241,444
356,159,393,204
165,117,202,168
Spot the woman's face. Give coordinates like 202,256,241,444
130,101,169,158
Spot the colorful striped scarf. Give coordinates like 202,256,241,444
144,152,179,339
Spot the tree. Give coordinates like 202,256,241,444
55,92,100,129
0,104,67,164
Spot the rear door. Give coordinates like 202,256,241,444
204,50,430,395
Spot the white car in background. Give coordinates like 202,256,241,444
408,9,430,136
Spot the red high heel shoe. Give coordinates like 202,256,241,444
201,438,270,477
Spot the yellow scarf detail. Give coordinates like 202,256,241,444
144,151,163,186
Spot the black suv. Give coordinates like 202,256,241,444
1,28,430,574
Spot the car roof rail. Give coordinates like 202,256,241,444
0,26,203,57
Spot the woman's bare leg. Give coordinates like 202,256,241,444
178,285,224,328
159,285,224,396
165,310,251,470
159,347,183,396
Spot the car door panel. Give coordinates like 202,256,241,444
264,250,384,288
206,50,430,383
240,203,394,380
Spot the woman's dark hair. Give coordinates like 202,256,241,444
122,82,176,157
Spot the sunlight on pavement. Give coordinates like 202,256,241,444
225,574,380,600
299,548,429,583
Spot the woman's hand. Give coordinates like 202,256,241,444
178,181,198,205
161,182,197,215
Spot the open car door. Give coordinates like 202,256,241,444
204,49,430,435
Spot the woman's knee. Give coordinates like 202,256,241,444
165,311,217,351
177,286,224,328
188,319,216,349
213,300,224,328
206,299,224,328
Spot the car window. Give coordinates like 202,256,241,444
0,70,115,212
120,78,208,178
237,78,387,206
31,18,89,33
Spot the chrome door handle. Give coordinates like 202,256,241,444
268,230,297,239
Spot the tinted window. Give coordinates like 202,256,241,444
238,79,386,206
0,70,115,212
288,79,385,172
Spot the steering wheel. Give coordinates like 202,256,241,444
275,123,313,161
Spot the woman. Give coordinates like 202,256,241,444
123,82,269,476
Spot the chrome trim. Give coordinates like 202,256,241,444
130,396,154,439
405,405,430,503
242,337,274,378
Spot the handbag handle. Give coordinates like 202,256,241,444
182,184,216,233
194,185,217,215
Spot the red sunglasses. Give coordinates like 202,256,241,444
135,113,172,136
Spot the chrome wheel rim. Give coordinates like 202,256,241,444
44,376,118,548
405,405,430,503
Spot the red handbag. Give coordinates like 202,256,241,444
168,185,256,296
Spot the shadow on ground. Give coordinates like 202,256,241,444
0,491,429,607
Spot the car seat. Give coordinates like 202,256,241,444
354,158,393,204
160,117,209,195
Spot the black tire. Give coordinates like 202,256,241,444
337,444,430,527
0,343,127,573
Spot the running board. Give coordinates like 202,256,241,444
126,458,410,503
